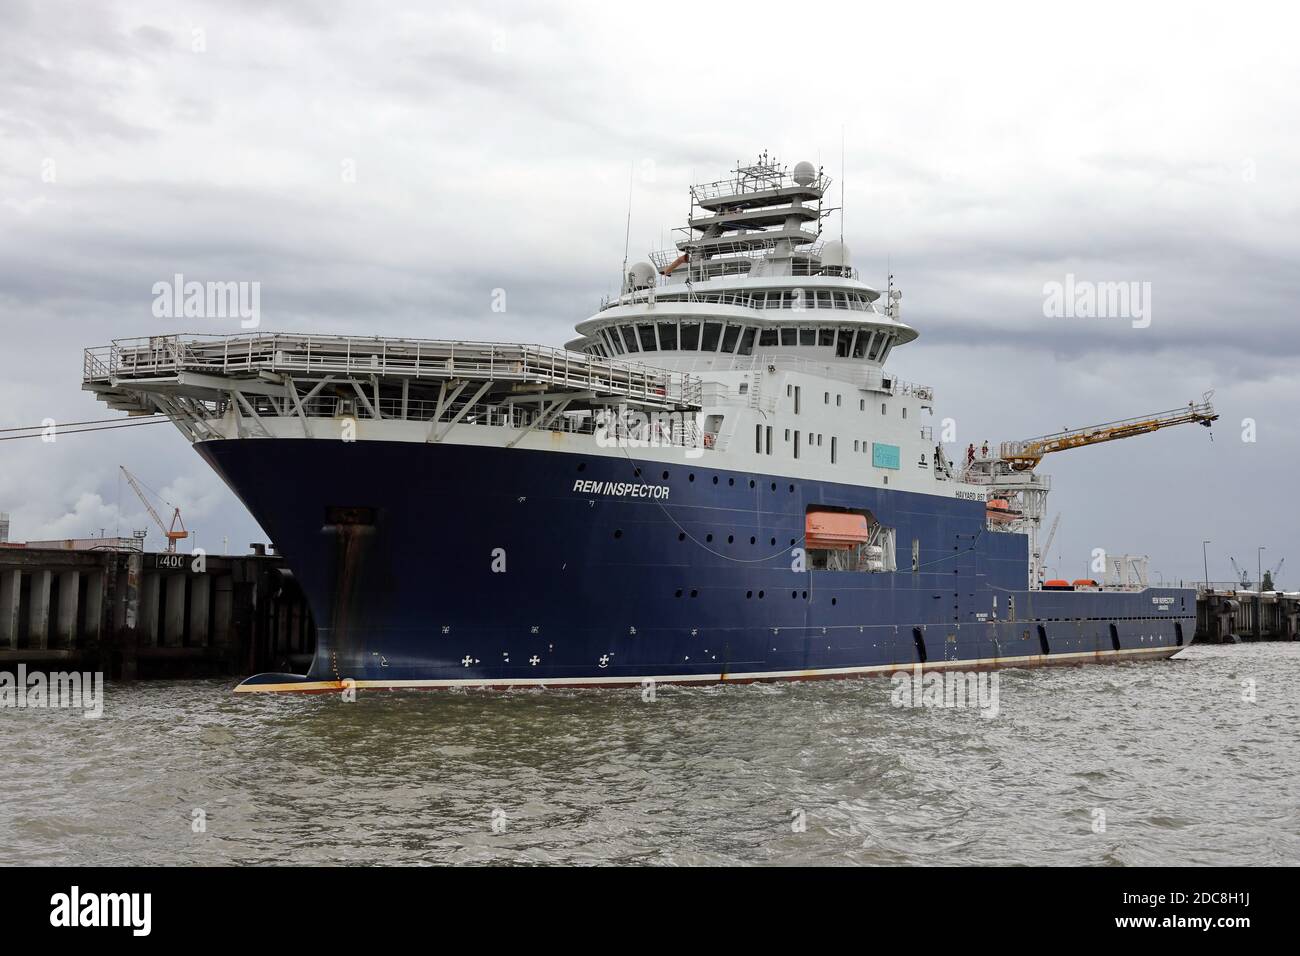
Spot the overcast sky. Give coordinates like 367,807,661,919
2,0,1297,586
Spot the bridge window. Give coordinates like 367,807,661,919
738,327,757,355
721,323,742,353
781,327,797,346
620,325,639,352
799,328,816,346
760,328,778,346
853,332,869,358
637,324,657,352
701,322,722,352
657,321,678,350
680,321,700,350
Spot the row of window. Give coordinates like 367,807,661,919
754,425,893,479
583,320,894,362
649,290,880,312
786,385,908,419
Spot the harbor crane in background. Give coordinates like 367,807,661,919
119,465,189,553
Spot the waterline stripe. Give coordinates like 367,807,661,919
233,645,1182,693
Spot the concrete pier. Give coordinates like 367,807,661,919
1195,589,1300,644
0,546,315,679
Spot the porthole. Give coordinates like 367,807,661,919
746,590,753,599
802,591,808,599
770,537,777,546
748,479,755,488
791,591,798,599
613,529,623,539
831,597,838,606
712,476,719,485
662,470,670,480
689,473,696,482
706,533,714,542
728,477,735,486
788,484,795,493
678,532,686,541
690,589,699,598
577,462,587,472
727,535,734,544
770,482,777,491
675,589,683,598
758,590,765,599
749,536,756,545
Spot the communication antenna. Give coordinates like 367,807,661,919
840,125,845,248
619,163,634,296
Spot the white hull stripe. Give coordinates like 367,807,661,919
234,645,1183,693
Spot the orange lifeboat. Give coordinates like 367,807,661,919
1072,578,1099,588
805,511,869,550
1043,579,1073,590
985,498,1018,524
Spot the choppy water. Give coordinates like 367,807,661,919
1,644,1296,866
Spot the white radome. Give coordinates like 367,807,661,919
819,239,851,269
792,160,816,186
626,261,657,290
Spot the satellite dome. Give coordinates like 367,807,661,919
626,261,657,291
792,161,817,186
819,240,852,269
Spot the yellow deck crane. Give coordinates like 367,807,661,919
961,393,1218,589
120,465,189,552
997,392,1218,472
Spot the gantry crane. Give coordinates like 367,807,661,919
998,392,1218,472
119,465,189,552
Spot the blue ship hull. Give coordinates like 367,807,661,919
197,439,1194,691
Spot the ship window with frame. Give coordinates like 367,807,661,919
738,327,757,355
794,431,801,459
620,325,640,352
879,344,892,363
818,328,835,347
824,391,830,404
799,328,816,346
605,330,624,355
831,436,838,463
701,322,723,352
680,321,701,351
638,324,657,352
766,425,773,455
835,292,850,310
657,321,678,351
721,323,741,353
859,399,865,411
836,330,852,358
755,423,763,453
794,386,801,414
781,327,798,346
816,291,833,310
760,328,778,347
852,331,868,359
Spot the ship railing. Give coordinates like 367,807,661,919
85,334,703,410
690,170,831,201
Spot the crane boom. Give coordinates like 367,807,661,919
999,393,1217,472
120,465,189,552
